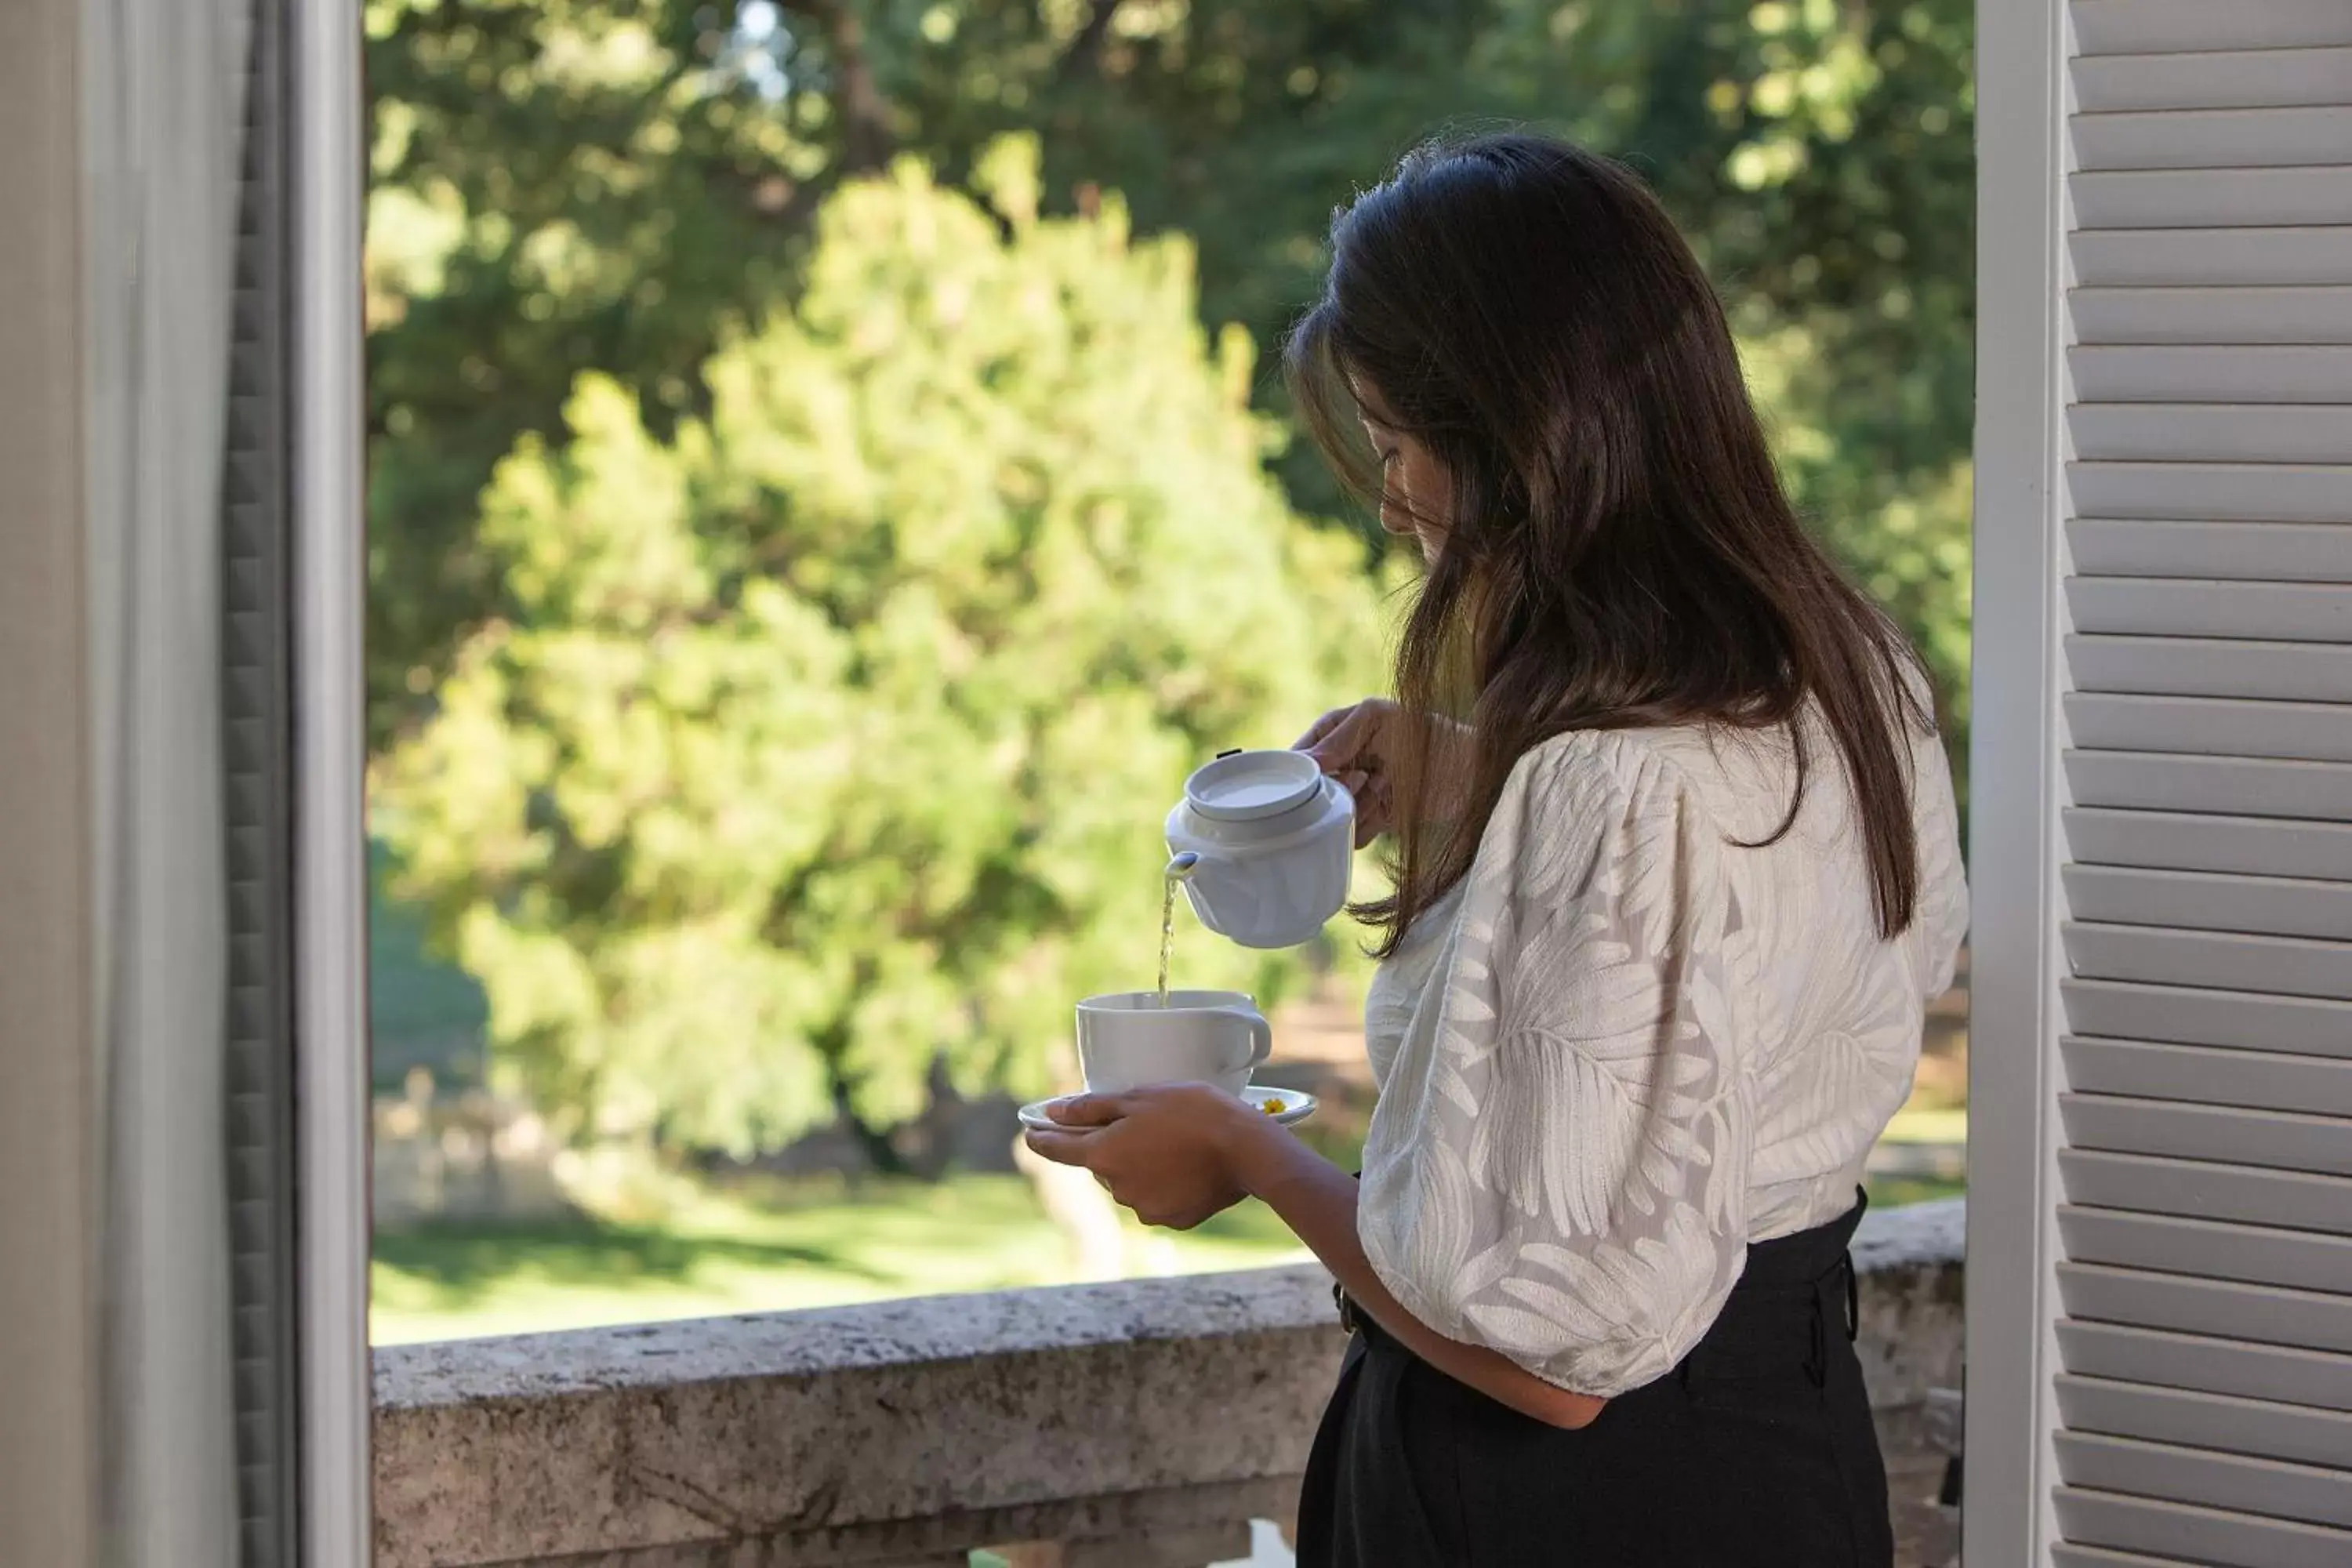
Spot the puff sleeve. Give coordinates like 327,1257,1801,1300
1357,733,1750,1398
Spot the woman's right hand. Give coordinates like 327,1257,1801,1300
1294,699,1470,848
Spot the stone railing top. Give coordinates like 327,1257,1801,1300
372,1197,1964,1567
374,1262,1336,1414
1853,1190,1965,1276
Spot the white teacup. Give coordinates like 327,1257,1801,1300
1076,990,1272,1098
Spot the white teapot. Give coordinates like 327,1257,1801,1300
1165,749,1355,950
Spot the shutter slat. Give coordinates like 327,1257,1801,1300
2062,1152,2352,1240
2075,1,2352,56
2066,1039,2352,1116
2074,107,2352,172
2072,345,2352,402
2059,1262,2352,1355
2064,694,2352,761
2060,1202,2352,1291
2061,1094,2352,1176
2067,463,2352,521
2073,287,2352,343
2055,1483,2352,1568
2066,638,2352,702
2073,230,2352,288
2071,405,2352,464
2067,521,2352,583
2062,980,2352,1058
2067,579,2352,642
2074,46,2352,114
2059,1377,2352,1474
2064,922,2352,999
2063,866,2352,939
2074,168,2352,230
2054,1547,2211,1568
2065,809,2352,880
2057,1434,2352,1533
2060,1321,2352,1411
2066,752,2352,822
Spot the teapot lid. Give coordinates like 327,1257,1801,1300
1185,749,1324,823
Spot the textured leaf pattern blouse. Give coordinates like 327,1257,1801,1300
1358,714,1969,1399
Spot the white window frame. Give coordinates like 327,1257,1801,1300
292,0,372,1556
1963,0,2072,1559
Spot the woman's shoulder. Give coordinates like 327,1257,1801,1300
1512,705,1950,845
1502,721,1766,837
1511,722,1707,785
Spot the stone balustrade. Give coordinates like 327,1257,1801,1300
372,1198,1965,1568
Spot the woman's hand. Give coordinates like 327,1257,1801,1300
1022,1083,1276,1230
1294,699,1472,848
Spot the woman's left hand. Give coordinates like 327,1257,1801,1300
1022,1083,1269,1230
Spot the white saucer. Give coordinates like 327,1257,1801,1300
1018,1083,1317,1133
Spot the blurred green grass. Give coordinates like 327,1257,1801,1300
1879,1106,1969,1145
371,1172,1310,1345
372,1148,1964,1345
1864,1173,1967,1209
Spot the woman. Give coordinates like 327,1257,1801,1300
1025,132,1967,1567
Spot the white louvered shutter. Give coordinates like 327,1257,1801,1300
2045,3,2352,1564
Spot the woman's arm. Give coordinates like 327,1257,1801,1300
1034,739,1744,1416
1227,1114,1608,1432
1025,1083,1606,1429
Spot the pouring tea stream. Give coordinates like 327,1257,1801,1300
1156,851,1200,1008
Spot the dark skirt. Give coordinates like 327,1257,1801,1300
1295,1195,1893,1568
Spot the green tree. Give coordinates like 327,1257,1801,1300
367,0,1974,763
362,3,1976,1146
372,143,1387,1159
365,0,815,753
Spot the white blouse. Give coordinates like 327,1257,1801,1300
1358,711,1968,1399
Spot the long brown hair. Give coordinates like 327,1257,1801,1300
1285,132,1933,958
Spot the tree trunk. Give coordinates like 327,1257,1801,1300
829,1076,911,1178
784,0,895,175
1054,0,1124,85
1012,1133,1127,1281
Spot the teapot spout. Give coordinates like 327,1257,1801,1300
1164,847,1274,947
